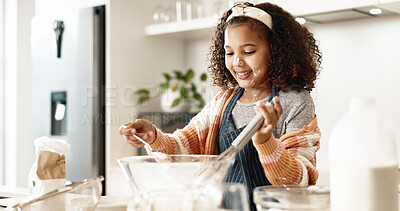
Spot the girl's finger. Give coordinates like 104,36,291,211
259,124,273,134
132,131,153,141
258,101,273,125
123,135,133,141
119,125,125,135
120,127,133,136
125,135,144,145
127,139,144,148
266,105,277,122
273,97,283,118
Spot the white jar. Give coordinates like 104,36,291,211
329,98,398,211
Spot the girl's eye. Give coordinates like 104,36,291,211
245,51,256,55
226,52,234,56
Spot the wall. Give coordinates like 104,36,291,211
309,15,400,186
184,39,219,105
105,0,187,194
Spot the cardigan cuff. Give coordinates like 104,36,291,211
254,135,279,155
149,126,165,151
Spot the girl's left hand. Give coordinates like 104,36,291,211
252,97,282,145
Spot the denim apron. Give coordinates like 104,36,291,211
218,86,280,211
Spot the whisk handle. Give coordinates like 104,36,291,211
231,111,264,150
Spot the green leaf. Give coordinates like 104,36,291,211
171,98,181,107
198,96,205,109
193,93,202,101
200,73,207,81
174,71,184,80
163,73,171,82
191,83,196,92
139,95,149,103
180,87,189,99
135,89,149,95
160,82,169,89
198,102,205,109
185,69,195,82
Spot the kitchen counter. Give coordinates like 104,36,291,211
0,186,29,198
0,186,29,210
0,187,129,210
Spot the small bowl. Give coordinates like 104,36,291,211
95,196,129,211
12,176,104,211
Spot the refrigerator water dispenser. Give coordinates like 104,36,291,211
51,91,67,135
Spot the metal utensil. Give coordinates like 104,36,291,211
191,111,265,186
12,176,104,210
131,134,153,151
131,134,170,162
121,124,170,161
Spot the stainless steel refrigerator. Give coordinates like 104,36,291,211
31,6,105,191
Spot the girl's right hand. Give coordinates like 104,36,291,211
119,119,156,148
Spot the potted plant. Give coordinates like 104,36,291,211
136,68,208,112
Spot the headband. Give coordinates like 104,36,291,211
227,5,273,30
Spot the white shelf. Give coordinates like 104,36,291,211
144,16,219,39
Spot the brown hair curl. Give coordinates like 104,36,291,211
208,2,322,91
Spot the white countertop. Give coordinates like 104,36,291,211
0,186,29,198
0,186,29,210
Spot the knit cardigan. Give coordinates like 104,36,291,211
150,87,321,186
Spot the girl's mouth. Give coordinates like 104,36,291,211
236,70,252,79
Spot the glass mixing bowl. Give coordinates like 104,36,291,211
117,155,232,193
253,185,330,211
11,176,103,211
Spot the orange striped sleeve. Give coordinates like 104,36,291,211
255,116,321,186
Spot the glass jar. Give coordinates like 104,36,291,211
253,185,330,211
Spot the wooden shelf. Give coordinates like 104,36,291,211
143,16,219,40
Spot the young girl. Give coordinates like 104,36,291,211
120,2,322,209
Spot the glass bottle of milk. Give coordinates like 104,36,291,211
330,98,398,211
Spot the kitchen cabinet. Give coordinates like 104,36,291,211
379,0,400,13
144,16,218,40
381,0,400,3
142,0,400,39
266,0,379,16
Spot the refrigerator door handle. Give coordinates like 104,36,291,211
53,20,64,58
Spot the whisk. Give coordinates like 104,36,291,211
191,111,265,186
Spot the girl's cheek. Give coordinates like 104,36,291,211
225,58,232,69
253,67,262,78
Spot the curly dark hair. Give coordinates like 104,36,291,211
208,2,322,92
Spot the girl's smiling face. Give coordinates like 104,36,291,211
224,23,271,90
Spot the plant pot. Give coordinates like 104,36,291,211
161,88,191,113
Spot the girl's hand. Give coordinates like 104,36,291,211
119,119,156,148
252,97,282,145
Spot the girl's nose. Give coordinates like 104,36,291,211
233,57,245,67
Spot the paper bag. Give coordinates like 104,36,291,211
28,136,71,196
